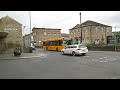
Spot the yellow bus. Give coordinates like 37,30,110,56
42,37,72,51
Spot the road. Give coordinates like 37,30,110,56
0,49,120,79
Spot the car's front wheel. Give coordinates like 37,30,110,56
82,53,86,56
72,51,76,56
61,51,64,55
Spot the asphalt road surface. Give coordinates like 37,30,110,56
0,49,120,79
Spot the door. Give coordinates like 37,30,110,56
64,47,70,54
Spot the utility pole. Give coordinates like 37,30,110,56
115,27,117,52
22,26,26,53
29,11,31,33
29,11,33,49
80,12,82,44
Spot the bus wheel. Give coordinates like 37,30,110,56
46,47,48,50
56,48,58,52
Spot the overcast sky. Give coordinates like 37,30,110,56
0,11,120,35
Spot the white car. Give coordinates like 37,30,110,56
61,44,88,56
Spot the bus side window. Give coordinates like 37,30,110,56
58,40,63,46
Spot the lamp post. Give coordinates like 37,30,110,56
22,26,26,53
29,11,31,33
115,27,117,52
80,12,82,44
29,11,33,49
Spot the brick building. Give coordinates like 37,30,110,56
0,16,22,53
23,28,61,47
69,20,112,45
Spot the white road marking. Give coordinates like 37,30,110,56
84,56,90,57
103,57,108,58
106,77,117,79
20,54,47,59
90,59,98,62
99,61,108,62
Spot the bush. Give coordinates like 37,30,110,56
29,47,33,53
14,47,22,56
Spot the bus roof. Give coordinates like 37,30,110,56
42,37,71,42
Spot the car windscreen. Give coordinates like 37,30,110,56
78,45,86,48
70,46,77,48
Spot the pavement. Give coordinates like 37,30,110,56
0,49,47,60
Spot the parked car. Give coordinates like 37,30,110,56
61,44,88,56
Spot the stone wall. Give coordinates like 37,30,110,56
69,25,112,45
0,16,22,53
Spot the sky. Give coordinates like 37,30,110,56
0,11,120,35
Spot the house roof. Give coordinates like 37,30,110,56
61,33,70,37
70,20,111,30
32,27,61,31
0,15,22,25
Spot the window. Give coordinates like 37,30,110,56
96,27,98,32
43,42,49,46
54,32,56,35
57,32,59,35
48,32,51,35
59,40,63,45
107,29,110,32
78,45,86,48
101,27,103,32
44,32,46,35
75,29,78,32
70,46,77,48
66,46,70,48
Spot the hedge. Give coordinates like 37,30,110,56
86,45,120,52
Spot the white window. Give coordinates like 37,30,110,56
75,29,78,32
4,28,8,32
31,36,34,41
107,28,110,32
101,27,103,32
44,32,46,35
33,32,36,36
96,27,98,32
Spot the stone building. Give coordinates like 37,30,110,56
23,28,61,47
0,16,22,53
61,33,72,41
61,33,70,39
23,33,33,48
69,20,112,45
